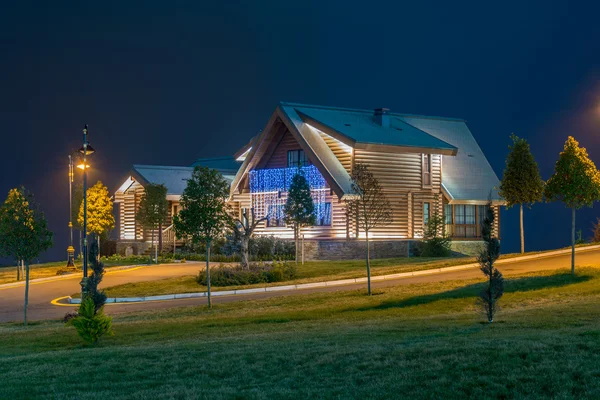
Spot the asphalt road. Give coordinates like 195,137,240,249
1,249,600,323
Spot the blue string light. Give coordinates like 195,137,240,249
249,165,327,193
250,166,331,226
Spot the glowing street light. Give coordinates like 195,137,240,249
77,125,95,295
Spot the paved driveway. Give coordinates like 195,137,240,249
1,249,600,323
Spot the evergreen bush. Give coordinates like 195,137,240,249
68,297,113,344
196,260,296,286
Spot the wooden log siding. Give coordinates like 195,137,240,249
317,130,353,173
265,131,302,169
352,149,443,239
116,182,178,242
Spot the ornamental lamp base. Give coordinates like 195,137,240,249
66,246,75,268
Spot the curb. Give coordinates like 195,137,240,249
65,244,600,305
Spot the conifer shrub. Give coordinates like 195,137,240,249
68,297,113,344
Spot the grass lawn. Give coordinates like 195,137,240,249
2,266,600,398
97,256,475,298
96,244,600,298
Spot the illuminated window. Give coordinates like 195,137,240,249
423,202,430,225
288,150,310,168
444,204,452,224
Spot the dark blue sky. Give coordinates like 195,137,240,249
2,2,600,261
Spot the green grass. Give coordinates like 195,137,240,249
97,256,474,297
2,266,600,398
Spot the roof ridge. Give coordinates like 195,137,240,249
133,164,193,170
280,101,466,122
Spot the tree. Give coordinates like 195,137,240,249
284,172,316,264
349,163,392,295
545,136,600,275
498,134,544,253
0,188,53,325
136,183,169,263
232,208,266,269
477,201,504,323
78,181,115,258
173,166,231,308
421,195,452,257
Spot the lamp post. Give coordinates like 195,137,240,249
78,125,95,294
66,155,75,267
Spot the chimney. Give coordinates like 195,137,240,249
374,108,390,128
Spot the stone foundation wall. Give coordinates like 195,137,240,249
450,241,484,257
116,241,152,256
301,239,416,261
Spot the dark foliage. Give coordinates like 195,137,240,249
197,260,297,286
84,240,107,313
63,311,79,323
420,197,452,257
477,202,504,323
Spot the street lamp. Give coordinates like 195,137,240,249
66,155,76,267
78,125,95,292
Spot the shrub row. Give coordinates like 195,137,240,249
196,260,297,286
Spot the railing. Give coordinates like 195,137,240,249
162,224,177,253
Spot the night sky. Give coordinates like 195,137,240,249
2,2,600,262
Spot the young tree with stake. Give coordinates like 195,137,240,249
0,188,52,325
545,136,600,275
284,172,316,264
136,183,169,263
349,163,392,295
498,134,544,253
78,181,115,258
173,166,231,308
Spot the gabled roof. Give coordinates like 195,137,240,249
397,116,501,202
131,165,194,196
289,103,457,154
190,157,240,175
229,106,356,199
232,102,500,203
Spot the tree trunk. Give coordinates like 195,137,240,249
24,261,30,326
294,225,298,264
154,226,158,264
16,260,21,281
571,207,576,275
151,229,155,264
159,221,163,252
520,203,524,254
206,242,212,308
366,230,371,296
240,236,249,270
97,234,101,261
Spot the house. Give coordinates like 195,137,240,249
113,158,239,255
114,102,503,258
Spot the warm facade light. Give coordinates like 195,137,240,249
77,163,90,170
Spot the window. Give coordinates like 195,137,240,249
452,204,479,237
444,204,453,225
423,202,430,225
287,150,310,168
314,203,332,226
422,154,431,186
266,204,286,227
